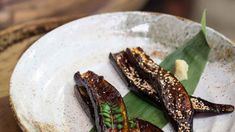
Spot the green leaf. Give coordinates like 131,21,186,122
89,127,96,132
201,9,207,36
104,121,112,128
113,109,121,114
99,113,111,118
104,118,111,123
101,103,111,111
114,114,122,119
129,119,137,128
116,116,123,122
117,124,123,129
112,106,122,113
90,11,210,131
124,92,167,128
160,30,210,94
123,18,210,129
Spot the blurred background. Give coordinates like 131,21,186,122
0,0,235,39
0,0,234,131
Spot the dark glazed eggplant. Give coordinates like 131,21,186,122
109,51,161,107
74,71,129,132
130,118,163,132
190,96,234,114
74,85,95,122
109,51,234,115
114,48,194,132
74,71,163,132
109,48,234,132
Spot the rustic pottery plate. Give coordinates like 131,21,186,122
10,12,235,132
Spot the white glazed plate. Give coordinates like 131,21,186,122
10,12,235,132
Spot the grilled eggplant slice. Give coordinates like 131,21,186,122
110,51,161,107
74,71,129,132
109,51,234,115
190,96,234,114
125,47,235,131
111,49,194,131
129,118,163,132
74,71,163,132
74,85,95,122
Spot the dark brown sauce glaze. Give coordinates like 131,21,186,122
131,118,163,132
190,96,234,114
109,51,161,107
109,51,234,115
74,85,95,122
74,71,129,132
110,47,234,132
74,71,163,132
112,49,194,132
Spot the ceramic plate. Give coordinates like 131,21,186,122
10,12,235,132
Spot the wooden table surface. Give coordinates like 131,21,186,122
0,0,148,131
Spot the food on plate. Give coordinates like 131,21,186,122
74,71,129,131
189,96,234,114
110,51,161,106
113,47,194,131
174,60,188,81
109,49,234,114
74,71,163,132
109,47,234,131
131,118,163,132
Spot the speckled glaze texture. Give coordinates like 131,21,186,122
10,12,235,132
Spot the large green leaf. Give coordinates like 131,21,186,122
90,11,209,131
160,31,210,94
124,14,210,129
160,10,209,95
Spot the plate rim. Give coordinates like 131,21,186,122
9,11,235,131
